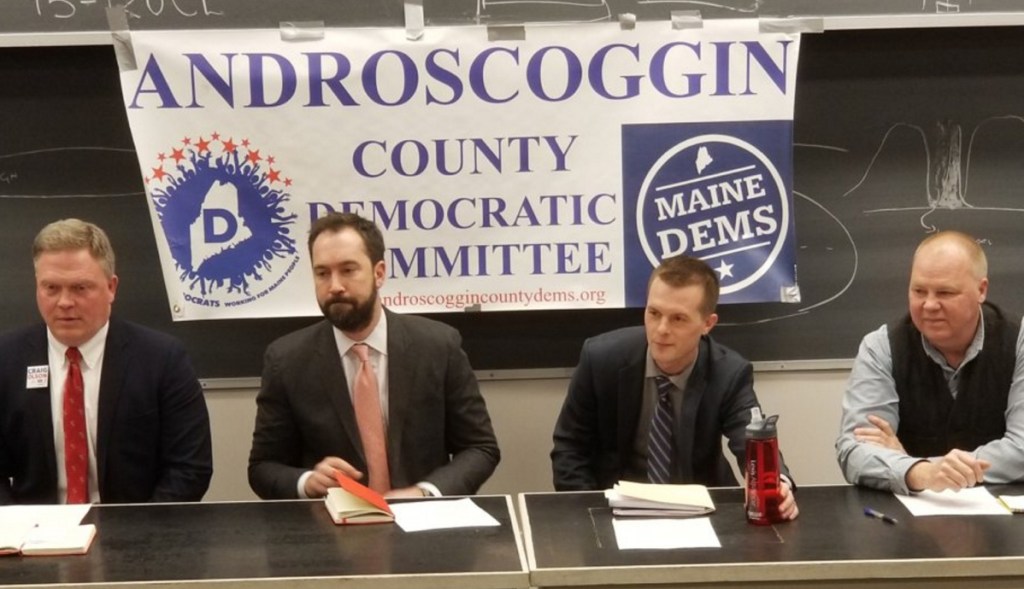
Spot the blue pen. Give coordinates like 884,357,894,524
864,507,898,525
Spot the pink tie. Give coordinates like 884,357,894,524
351,343,390,494
63,347,88,504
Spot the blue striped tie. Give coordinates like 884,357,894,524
647,376,675,484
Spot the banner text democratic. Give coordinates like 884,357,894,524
310,193,616,230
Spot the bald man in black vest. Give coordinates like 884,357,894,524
837,230,1024,494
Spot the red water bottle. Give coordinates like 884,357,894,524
745,408,782,525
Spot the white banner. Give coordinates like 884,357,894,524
119,20,801,320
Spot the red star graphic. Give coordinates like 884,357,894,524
182,136,192,145
157,152,166,161
222,138,237,153
211,132,221,140
195,137,210,153
267,168,281,183
241,138,251,147
151,166,168,181
284,178,293,187
267,155,276,165
171,148,186,163
246,149,262,164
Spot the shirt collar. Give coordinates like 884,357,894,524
644,346,697,390
47,322,109,370
332,310,389,357
921,307,985,369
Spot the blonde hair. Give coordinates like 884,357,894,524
33,218,116,278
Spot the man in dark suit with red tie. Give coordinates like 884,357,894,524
248,212,499,500
0,219,212,504
551,255,799,520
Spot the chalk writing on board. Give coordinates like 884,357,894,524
472,0,1003,24
843,115,1024,232
929,0,972,12
31,0,223,21
478,0,613,22
0,146,142,199
476,0,763,19
476,0,758,23
637,0,759,14
718,143,859,327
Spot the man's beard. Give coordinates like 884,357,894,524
320,287,378,333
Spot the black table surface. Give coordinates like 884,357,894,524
0,496,528,589
521,485,1024,587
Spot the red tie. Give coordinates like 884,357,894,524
63,347,89,504
351,343,390,494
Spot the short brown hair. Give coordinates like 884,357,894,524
33,218,116,278
649,255,719,316
307,212,385,264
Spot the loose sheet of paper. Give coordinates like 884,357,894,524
20,524,97,555
0,504,93,554
998,494,1024,512
896,487,1010,516
391,498,500,532
612,516,721,550
0,504,92,527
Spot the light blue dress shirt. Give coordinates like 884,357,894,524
836,315,1024,494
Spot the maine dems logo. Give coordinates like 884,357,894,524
145,133,299,308
634,133,790,296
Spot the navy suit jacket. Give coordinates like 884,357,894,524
248,310,500,499
551,327,792,491
0,318,213,504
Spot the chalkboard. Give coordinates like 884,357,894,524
2,25,1024,378
1,0,1022,37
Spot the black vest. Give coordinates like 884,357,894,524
889,302,1020,458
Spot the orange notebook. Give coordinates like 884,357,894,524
324,473,395,525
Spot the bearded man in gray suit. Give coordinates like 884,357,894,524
248,212,499,499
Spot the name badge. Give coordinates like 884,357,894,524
26,365,49,389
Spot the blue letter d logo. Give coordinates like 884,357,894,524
203,209,238,244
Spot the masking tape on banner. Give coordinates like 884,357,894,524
618,13,637,30
487,25,526,42
106,5,136,71
280,21,325,41
759,17,825,34
670,10,703,30
405,0,424,41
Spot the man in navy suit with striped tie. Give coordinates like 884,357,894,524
551,255,798,520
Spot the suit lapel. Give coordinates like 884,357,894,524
676,338,711,482
616,353,645,463
312,322,364,462
383,310,410,478
96,320,129,494
27,328,58,492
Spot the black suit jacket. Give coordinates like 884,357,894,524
248,310,500,499
551,327,792,491
0,318,213,504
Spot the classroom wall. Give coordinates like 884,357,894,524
203,369,849,501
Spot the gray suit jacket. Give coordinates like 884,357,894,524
248,310,499,498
